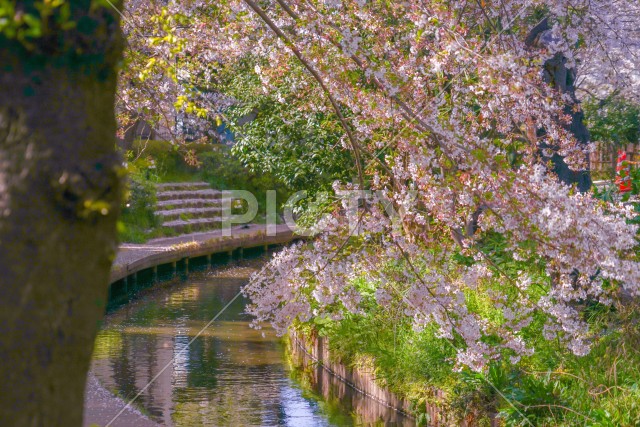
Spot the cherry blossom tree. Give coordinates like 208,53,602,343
119,0,640,370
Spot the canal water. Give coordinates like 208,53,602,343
92,257,415,426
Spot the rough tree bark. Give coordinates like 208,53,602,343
0,2,122,425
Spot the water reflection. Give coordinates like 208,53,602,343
92,259,414,426
288,344,415,427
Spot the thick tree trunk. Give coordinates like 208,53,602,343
0,4,122,426
527,18,593,192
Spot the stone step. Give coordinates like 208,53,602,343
156,189,228,202
155,182,211,191
156,197,233,209
161,217,229,234
155,207,225,222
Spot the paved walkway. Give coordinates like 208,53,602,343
111,223,295,282
83,373,158,427
114,224,263,268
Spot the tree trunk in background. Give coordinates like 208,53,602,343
527,18,593,192
0,3,122,425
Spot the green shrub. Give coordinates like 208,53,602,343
198,146,290,215
118,173,159,243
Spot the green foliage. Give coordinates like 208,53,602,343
584,96,640,181
584,96,640,147
118,171,159,243
286,190,336,231
493,319,640,426
198,146,290,215
1,0,74,43
592,182,618,203
128,139,200,183
0,0,121,74
229,101,355,190
215,56,356,192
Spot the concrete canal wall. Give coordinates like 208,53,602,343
290,330,498,426
107,224,297,305
290,330,416,418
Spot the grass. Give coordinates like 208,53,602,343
299,305,640,426
293,252,640,427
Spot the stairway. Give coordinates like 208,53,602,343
155,182,232,234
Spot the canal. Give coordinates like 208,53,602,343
91,257,414,426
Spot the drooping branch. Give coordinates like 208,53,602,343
243,0,365,190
